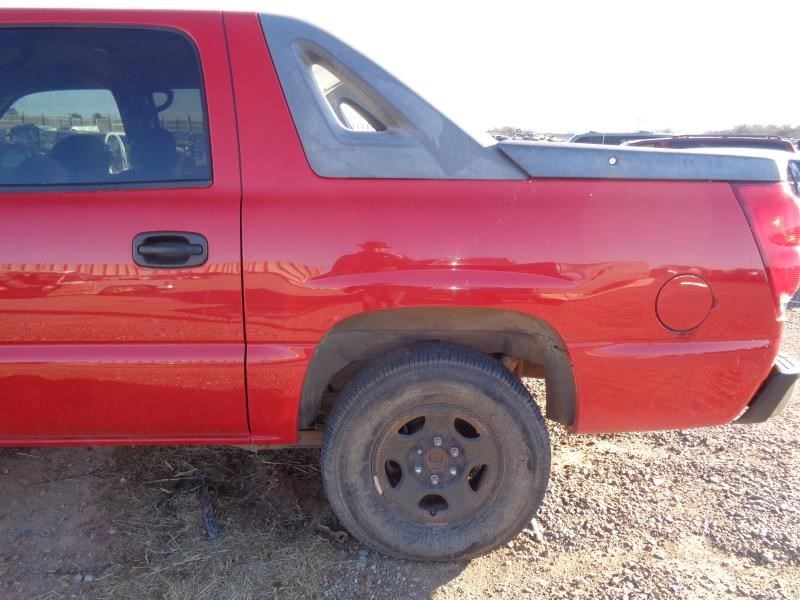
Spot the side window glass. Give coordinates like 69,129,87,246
339,102,377,132
153,89,210,177
0,28,210,187
311,63,385,132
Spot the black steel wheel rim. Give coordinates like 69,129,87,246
371,403,503,525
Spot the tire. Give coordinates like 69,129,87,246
321,342,551,561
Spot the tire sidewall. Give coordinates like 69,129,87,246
323,354,550,560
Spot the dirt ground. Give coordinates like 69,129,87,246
2,311,799,599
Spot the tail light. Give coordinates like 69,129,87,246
735,179,800,316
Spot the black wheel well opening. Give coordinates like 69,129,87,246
299,307,576,430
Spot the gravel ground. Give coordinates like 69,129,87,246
1,310,799,599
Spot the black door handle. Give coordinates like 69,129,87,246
138,243,204,256
133,232,208,268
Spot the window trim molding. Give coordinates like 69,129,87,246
0,178,212,194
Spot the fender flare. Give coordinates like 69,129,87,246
298,307,576,428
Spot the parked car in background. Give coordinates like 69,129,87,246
1,9,800,562
568,131,673,145
624,135,798,153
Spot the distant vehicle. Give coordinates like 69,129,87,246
624,135,797,153
65,125,100,133
568,131,673,145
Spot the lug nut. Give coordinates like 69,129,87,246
414,464,422,474
433,436,443,447
449,466,457,476
430,474,439,485
450,447,459,457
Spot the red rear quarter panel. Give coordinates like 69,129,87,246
225,14,779,440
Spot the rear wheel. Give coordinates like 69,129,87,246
321,343,551,560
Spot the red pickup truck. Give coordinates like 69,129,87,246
1,10,799,561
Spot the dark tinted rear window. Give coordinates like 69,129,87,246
572,134,657,145
572,135,603,144
669,139,791,151
0,28,210,187
628,140,662,147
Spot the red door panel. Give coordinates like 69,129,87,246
0,11,247,443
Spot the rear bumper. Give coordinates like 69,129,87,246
735,353,799,424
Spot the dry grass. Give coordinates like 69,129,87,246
94,446,354,599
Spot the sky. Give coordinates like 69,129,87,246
3,0,800,134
